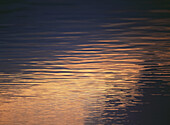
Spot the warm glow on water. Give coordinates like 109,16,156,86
0,42,144,124
0,0,170,125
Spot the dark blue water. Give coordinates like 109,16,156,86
0,0,170,125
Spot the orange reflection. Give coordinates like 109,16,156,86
0,39,144,124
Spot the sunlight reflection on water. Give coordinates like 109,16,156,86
0,0,170,125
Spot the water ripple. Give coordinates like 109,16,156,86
0,1,170,124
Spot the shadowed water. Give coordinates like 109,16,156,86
0,0,170,125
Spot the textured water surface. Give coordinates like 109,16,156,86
0,0,170,125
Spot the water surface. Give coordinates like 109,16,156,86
0,0,170,125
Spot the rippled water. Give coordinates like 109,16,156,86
0,0,170,125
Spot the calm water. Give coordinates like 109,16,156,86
0,0,170,125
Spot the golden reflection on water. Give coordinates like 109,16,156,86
0,5,170,124
0,40,144,124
